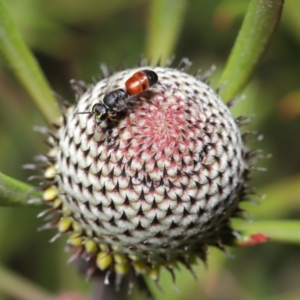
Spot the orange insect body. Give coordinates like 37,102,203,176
125,71,150,95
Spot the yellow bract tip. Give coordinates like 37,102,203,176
111,244,120,251
114,262,130,275
48,148,57,158
72,222,83,234
99,243,109,252
84,240,98,254
113,253,127,264
68,233,82,247
128,254,139,261
53,198,62,208
96,252,112,270
147,266,160,281
62,205,71,216
44,166,56,179
58,217,72,233
43,186,58,201
133,261,148,274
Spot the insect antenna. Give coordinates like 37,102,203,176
75,111,94,115
75,106,105,132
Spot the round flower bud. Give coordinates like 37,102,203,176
36,63,254,289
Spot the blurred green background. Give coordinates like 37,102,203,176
0,0,300,299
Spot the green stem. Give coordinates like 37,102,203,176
146,0,188,65
232,219,300,244
244,174,300,219
0,172,41,207
218,0,284,101
0,0,61,124
0,264,54,300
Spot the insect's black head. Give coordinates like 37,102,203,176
92,103,107,120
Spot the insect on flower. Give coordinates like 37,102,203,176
37,64,259,291
76,69,158,123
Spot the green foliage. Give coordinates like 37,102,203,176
218,0,284,101
146,0,188,65
0,0,60,124
1,0,300,300
0,172,40,206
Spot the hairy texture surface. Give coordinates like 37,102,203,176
39,66,251,287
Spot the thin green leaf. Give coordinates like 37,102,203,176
146,0,188,65
0,263,53,300
0,0,61,124
232,219,300,244
0,172,41,207
242,174,300,219
218,0,284,101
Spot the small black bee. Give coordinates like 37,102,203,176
77,69,158,122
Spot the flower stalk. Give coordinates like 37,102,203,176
0,0,61,124
219,0,284,101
